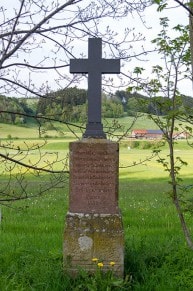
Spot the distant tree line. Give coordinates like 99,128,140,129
0,87,193,125
0,95,34,124
115,90,193,116
37,87,124,122
37,87,87,123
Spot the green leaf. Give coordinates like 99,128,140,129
133,67,145,75
127,86,133,93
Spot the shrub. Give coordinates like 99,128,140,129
130,140,140,148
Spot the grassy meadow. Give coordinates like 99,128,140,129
1,117,193,290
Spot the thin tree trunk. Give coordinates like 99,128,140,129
173,196,193,250
169,140,193,250
189,0,193,82
170,148,193,250
169,131,193,250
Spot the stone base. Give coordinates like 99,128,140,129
63,212,124,277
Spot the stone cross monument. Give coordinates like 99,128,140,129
63,38,124,277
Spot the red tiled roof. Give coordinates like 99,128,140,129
132,129,147,134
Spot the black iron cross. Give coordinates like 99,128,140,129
70,38,120,138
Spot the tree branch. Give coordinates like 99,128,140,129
174,0,193,16
0,0,81,66
0,152,68,174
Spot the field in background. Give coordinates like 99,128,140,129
0,114,162,139
1,119,193,290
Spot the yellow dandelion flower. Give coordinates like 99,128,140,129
97,262,104,268
109,261,115,267
92,258,98,262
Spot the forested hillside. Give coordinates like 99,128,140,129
37,87,124,122
115,90,193,116
37,87,87,122
0,95,35,124
0,87,193,125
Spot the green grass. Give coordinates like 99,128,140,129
0,115,167,139
121,177,193,290
106,114,159,130
0,123,40,139
1,121,193,290
1,176,193,290
1,114,192,139
0,121,83,139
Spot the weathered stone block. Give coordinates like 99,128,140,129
69,139,119,214
63,212,124,276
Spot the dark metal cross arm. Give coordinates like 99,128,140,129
70,59,89,73
100,59,120,74
70,59,120,74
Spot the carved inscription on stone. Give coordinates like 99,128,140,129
69,140,119,214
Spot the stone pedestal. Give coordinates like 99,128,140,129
63,139,124,276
